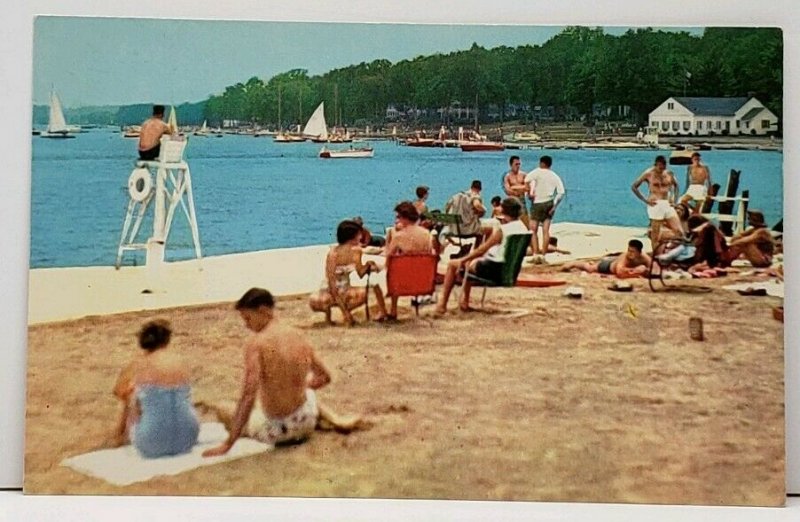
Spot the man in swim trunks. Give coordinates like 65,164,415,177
727,210,776,268
631,155,684,248
560,239,652,278
680,152,712,213
138,105,174,160
503,155,529,226
202,288,366,456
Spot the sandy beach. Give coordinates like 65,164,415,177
25,261,784,505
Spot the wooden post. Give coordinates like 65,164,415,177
701,183,720,214
718,169,740,236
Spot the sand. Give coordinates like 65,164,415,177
25,266,784,505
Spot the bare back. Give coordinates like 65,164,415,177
139,117,170,151
387,224,432,255
253,321,315,417
114,350,191,401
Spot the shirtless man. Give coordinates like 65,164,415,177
728,210,775,268
631,155,684,248
201,288,366,457
385,201,433,319
561,239,652,278
138,105,174,160
503,155,529,226
680,152,712,213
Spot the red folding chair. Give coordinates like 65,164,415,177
386,253,439,316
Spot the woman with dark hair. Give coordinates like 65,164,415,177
309,219,388,325
109,319,199,458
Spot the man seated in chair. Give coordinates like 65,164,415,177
434,179,486,256
435,197,527,314
138,104,174,160
385,201,434,319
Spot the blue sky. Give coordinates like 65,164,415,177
32,17,701,107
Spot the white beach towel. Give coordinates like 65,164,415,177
61,422,270,486
723,280,785,298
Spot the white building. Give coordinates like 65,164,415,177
648,97,779,136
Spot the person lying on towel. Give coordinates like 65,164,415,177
559,239,652,278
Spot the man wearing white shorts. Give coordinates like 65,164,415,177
632,155,684,248
680,152,712,213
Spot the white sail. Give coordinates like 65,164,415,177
48,91,68,133
168,106,178,131
302,102,328,140
201,120,208,132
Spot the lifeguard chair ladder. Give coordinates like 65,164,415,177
116,136,202,268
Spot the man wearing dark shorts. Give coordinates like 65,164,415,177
138,105,172,160
524,156,565,259
435,197,529,314
561,240,651,277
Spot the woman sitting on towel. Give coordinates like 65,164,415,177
109,319,199,458
309,219,389,325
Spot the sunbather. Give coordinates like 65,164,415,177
560,239,651,278
109,319,199,458
202,288,367,457
385,201,434,319
309,219,388,325
728,210,775,268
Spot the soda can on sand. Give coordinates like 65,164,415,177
689,317,704,341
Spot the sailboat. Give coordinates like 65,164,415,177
168,105,178,135
304,102,329,143
194,120,210,137
41,90,76,139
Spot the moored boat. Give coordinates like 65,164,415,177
319,145,374,159
41,89,76,139
460,141,505,152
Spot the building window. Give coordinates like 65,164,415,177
667,102,674,110
745,121,750,129
736,120,740,128
672,121,679,131
662,121,669,131
715,121,722,129
683,121,691,131
697,121,703,130
761,119,771,129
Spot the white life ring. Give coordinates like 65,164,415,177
128,168,153,202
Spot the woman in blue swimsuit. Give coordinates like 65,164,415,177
110,319,199,458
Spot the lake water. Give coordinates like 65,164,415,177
30,130,783,268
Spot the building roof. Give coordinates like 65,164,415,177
740,107,765,121
672,97,750,116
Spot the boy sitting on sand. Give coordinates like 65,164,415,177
560,239,651,278
201,288,369,457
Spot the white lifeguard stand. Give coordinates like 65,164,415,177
116,136,202,269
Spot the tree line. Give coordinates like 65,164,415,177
202,27,782,129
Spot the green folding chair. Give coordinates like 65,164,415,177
428,209,483,253
463,232,532,308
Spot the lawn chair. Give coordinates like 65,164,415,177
386,252,439,316
462,232,532,308
428,210,483,256
648,237,712,293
